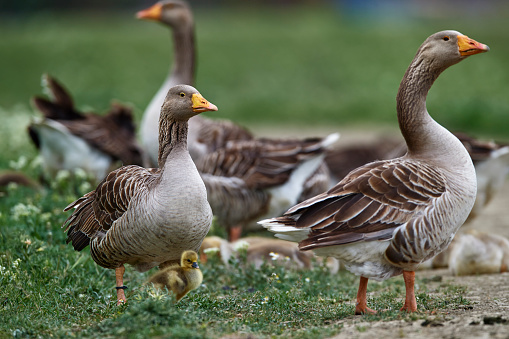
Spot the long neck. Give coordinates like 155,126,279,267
158,118,189,168
169,22,195,86
396,55,448,157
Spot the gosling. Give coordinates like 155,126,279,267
147,250,203,302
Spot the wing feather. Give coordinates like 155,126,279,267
63,165,158,251
270,159,447,251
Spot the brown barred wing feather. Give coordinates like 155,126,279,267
288,160,447,251
63,165,159,251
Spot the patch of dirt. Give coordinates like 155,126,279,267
332,270,509,339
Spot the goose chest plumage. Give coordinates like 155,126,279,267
259,31,489,314
63,85,216,304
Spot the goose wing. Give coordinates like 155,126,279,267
272,159,446,251
197,137,331,189
63,165,158,251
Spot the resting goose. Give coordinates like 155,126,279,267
448,230,509,276
197,134,338,240
137,0,252,166
28,74,143,181
63,85,216,305
260,31,489,314
199,236,340,272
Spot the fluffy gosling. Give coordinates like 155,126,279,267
147,250,203,302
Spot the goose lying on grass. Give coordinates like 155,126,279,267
28,74,143,182
146,250,203,302
260,31,489,314
63,85,216,305
448,230,509,276
200,236,340,272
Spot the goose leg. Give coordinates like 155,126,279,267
355,276,376,315
400,270,417,312
115,265,127,305
229,225,242,242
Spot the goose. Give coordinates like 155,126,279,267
146,250,203,302
137,0,337,241
259,31,489,314
448,230,509,276
197,133,338,241
28,74,144,181
136,0,252,166
199,236,340,272
63,85,217,305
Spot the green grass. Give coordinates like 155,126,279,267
0,177,471,338
0,4,502,337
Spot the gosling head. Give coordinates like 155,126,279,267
136,0,193,30
415,30,489,70
160,85,217,122
181,250,200,269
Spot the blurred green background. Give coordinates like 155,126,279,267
0,0,508,169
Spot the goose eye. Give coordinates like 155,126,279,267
187,259,191,262
443,36,450,41
179,92,186,97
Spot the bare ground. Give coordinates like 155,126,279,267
253,125,509,339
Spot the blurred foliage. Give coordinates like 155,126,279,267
0,5,507,147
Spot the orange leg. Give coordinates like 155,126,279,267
400,270,417,312
115,265,127,305
229,225,243,242
355,276,377,315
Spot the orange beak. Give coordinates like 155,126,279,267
192,93,218,113
136,3,163,21
457,35,490,56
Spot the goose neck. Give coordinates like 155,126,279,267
396,56,444,155
158,119,189,168
169,23,195,86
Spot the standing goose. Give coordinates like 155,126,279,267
137,0,252,166
197,134,338,240
137,0,335,241
63,85,217,305
259,31,489,314
28,74,144,181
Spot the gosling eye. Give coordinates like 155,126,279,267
179,92,186,97
187,259,191,263
442,36,450,41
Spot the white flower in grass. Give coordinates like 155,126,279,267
11,203,41,220
203,247,220,255
30,155,43,170
74,168,88,181
12,258,21,269
261,296,269,304
269,252,280,261
233,240,249,251
305,277,310,283
55,170,71,183
9,156,27,170
24,239,32,246
79,181,92,194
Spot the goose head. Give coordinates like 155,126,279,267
136,0,193,29
416,30,489,71
161,85,217,122
180,250,200,269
